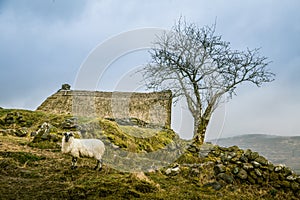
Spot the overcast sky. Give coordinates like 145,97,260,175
0,0,300,140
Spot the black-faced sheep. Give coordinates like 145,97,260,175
61,132,105,170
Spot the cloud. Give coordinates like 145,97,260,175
0,0,299,139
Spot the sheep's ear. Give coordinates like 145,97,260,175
69,133,74,137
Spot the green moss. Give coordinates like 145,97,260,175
98,119,176,153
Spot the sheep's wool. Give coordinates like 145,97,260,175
62,136,105,160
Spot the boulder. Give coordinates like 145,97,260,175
165,164,180,175
214,164,226,174
232,167,239,175
4,113,15,124
14,128,28,137
251,161,261,168
255,156,268,166
249,152,259,161
32,122,58,143
243,163,254,170
216,173,234,184
203,181,222,191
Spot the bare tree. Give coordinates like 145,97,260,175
141,19,275,147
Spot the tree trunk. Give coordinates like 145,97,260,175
193,118,209,147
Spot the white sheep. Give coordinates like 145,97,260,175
61,132,105,170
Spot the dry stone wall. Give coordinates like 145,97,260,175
199,144,300,195
37,89,172,127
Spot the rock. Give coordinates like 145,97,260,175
41,133,50,140
244,149,252,158
165,165,180,175
235,161,243,166
251,161,261,168
254,168,262,177
243,163,254,170
188,143,300,193
232,167,239,175
228,145,239,152
220,153,228,163
203,181,222,191
221,152,237,163
228,152,237,158
262,171,269,180
15,128,28,137
239,155,248,163
187,145,199,153
190,168,200,176
249,171,258,180
287,175,297,181
199,143,214,158
4,113,15,124
249,152,259,161
0,129,7,136
61,117,79,130
50,134,59,142
214,164,226,174
255,156,268,166
247,175,256,184
172,166,180,172
282,167,293,177
32,122,54,143
111,144,120,149
268,164,275,172
165,168,172,175
16,112,26,123
211,147,221,156
30,132,37,137
274,164,284,172
237,169,248,180
217,173,234,184
291,182,299,191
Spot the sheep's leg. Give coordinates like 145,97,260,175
71,157,78,169
94,159,103,171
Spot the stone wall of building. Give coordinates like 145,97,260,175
37,90,172,127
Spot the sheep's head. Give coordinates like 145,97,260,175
64,132,74,142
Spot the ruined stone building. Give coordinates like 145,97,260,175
37,86,172,127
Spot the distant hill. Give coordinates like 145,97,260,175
209,134,300,174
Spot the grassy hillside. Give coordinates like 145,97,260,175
0,109,299,199
0,109,180,153
2,135,298,199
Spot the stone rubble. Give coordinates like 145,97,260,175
207,144,300,196
165,143,300,197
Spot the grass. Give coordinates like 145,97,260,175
0,109,299,199
0,135,298,199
